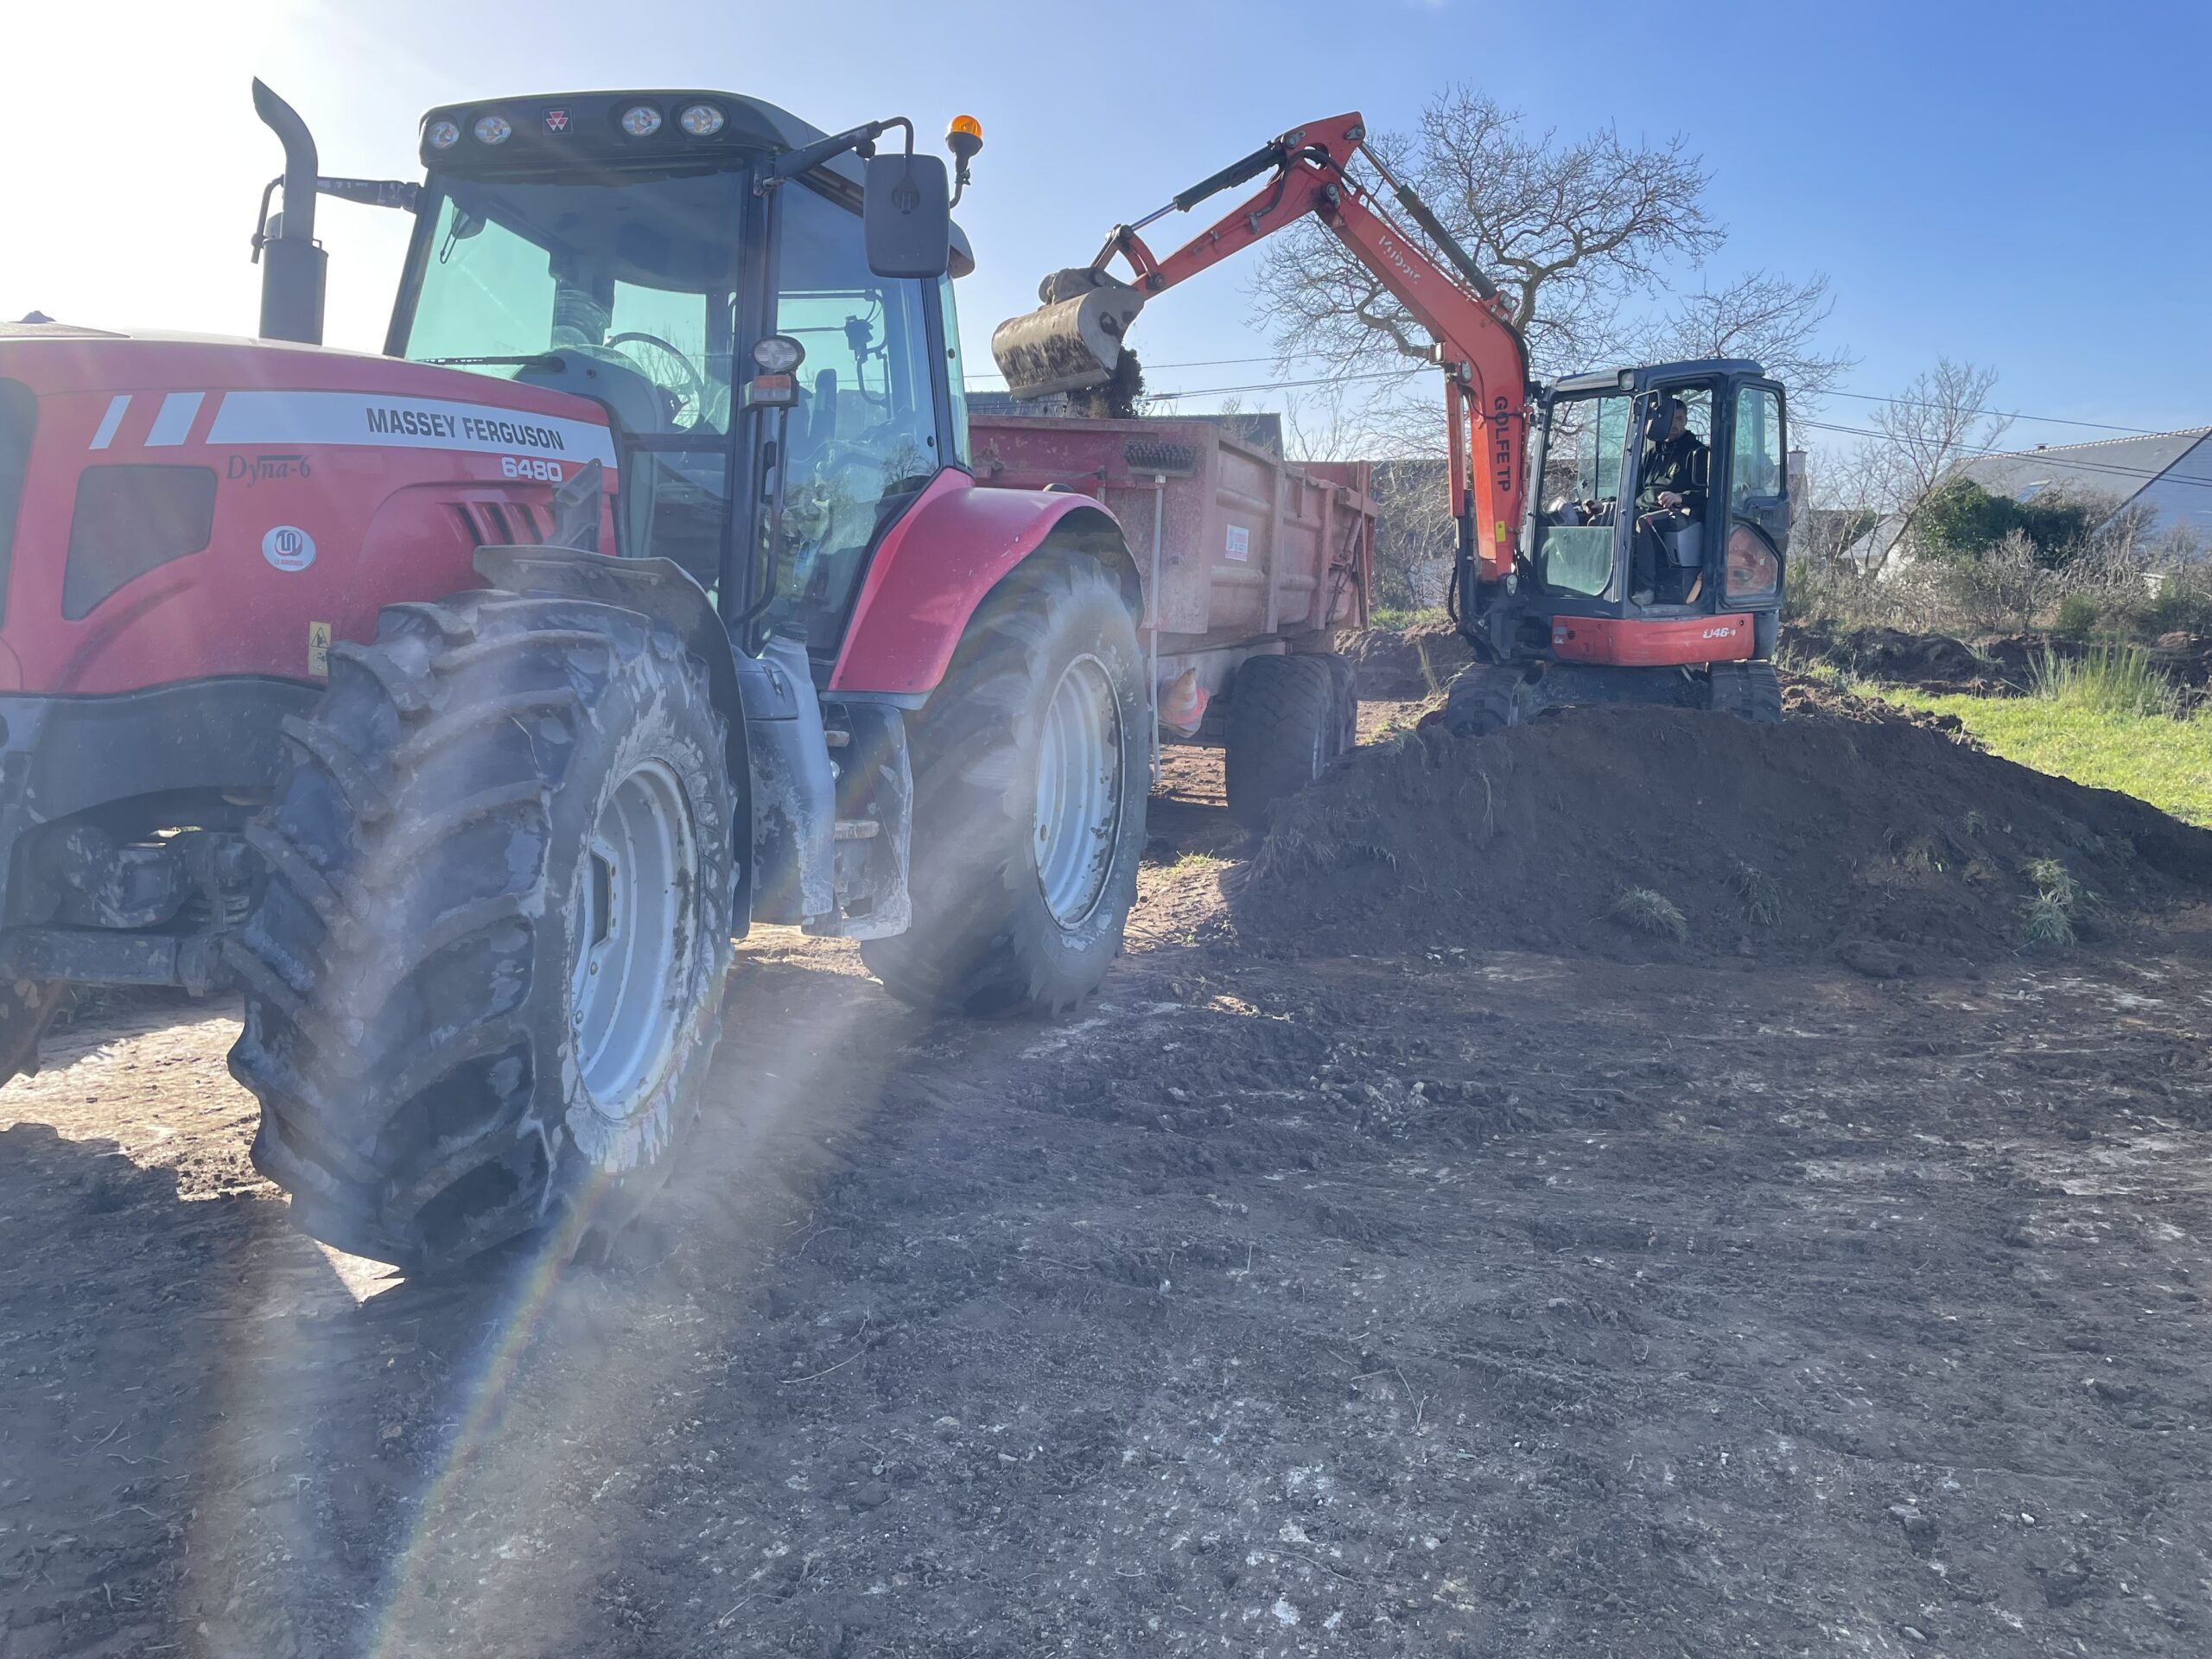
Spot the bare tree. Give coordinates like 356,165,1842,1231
1635,270,1855,406
1245,86,1839,413
1858,358,2012,575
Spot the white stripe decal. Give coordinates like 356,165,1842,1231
144,391,205,447
87,394,130,450
206,390,617,466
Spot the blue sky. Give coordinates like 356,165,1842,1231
8,0,2207,450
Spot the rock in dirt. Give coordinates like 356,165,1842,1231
1237,702,2212,968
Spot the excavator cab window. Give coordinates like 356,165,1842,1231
1534,391,1629,598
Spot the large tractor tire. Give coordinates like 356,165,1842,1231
226,594,738,1271
1707,659,1783,724
1224,653,1347,830
861,556,1147,1015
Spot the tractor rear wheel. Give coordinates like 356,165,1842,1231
226,593,738,1271
1224,654,1346,830
1707,660,1783,723
861,556,1147,1015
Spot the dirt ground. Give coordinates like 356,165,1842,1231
4,701,2211,1657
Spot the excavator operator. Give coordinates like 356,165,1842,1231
1631,395,1708,605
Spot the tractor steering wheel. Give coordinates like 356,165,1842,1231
605,331,709,429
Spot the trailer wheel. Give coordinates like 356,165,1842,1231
861,556,1147,1016
1707,660,1783,724
1224,654,1344,830
226,594,737,1271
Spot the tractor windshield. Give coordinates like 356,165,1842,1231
398,172,748,435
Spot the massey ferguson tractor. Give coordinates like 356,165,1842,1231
0,86,1156,1268
991,114,1794,731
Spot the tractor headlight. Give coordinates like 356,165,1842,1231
472,113,512,146
621,104,664,137
1726,525,1780,599
678,102,725,137
427,118,461,150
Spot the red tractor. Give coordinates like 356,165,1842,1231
0,86,1153,1268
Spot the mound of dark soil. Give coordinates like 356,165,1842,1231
1783,620,2212,702
1339,620,1474,698
1237,703,2212,973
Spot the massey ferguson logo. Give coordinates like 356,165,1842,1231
543,109,569,134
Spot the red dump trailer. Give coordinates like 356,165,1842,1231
969,412,1374,826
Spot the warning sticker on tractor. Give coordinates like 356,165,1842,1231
308,621,332,677
207,391,618,466
1224,524,1250,563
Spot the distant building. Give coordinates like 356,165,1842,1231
1955,428,2212,550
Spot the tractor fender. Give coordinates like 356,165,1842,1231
469,545,760,931
828,472,1139,699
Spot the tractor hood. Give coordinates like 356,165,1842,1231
0,321,619,697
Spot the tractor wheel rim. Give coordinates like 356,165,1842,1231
1033,652,1122,929
569,759,698,1114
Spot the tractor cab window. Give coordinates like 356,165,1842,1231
401,175,746,436
761,177,942,652
1534,391,1629,598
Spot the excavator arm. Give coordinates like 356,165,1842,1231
991,113,1530,583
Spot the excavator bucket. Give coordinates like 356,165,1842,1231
990,268,1146,400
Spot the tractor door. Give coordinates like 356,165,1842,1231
757,175,961,659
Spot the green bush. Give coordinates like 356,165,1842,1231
2141,569,2212,638
1919,478,2101,569
2052,593,2103,641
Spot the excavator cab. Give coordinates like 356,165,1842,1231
1527,359,1788,671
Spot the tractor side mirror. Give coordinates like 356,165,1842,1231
863,152,951,279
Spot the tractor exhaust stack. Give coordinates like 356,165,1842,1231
990,268,1145,400
251,79,328,346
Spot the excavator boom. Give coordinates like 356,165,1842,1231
991,113,1529,582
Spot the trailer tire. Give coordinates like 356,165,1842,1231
861,555,1146,1016
1224,654,1344,830
226,593,738,1272
1707,660,1783,724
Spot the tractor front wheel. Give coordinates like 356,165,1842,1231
227,593,738,1271
861,556,1147,1015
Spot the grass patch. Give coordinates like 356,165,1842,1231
1608,887,1688,942
1885,687,2212,829
2028,643,2183,717
1367,606,1447,632
2017,857,2088,950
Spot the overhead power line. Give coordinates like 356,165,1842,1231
968,354,2193,443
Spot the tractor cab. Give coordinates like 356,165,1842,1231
383,91,976,661
1525,359,1789,664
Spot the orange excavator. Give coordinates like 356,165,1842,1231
992,112,1790,729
